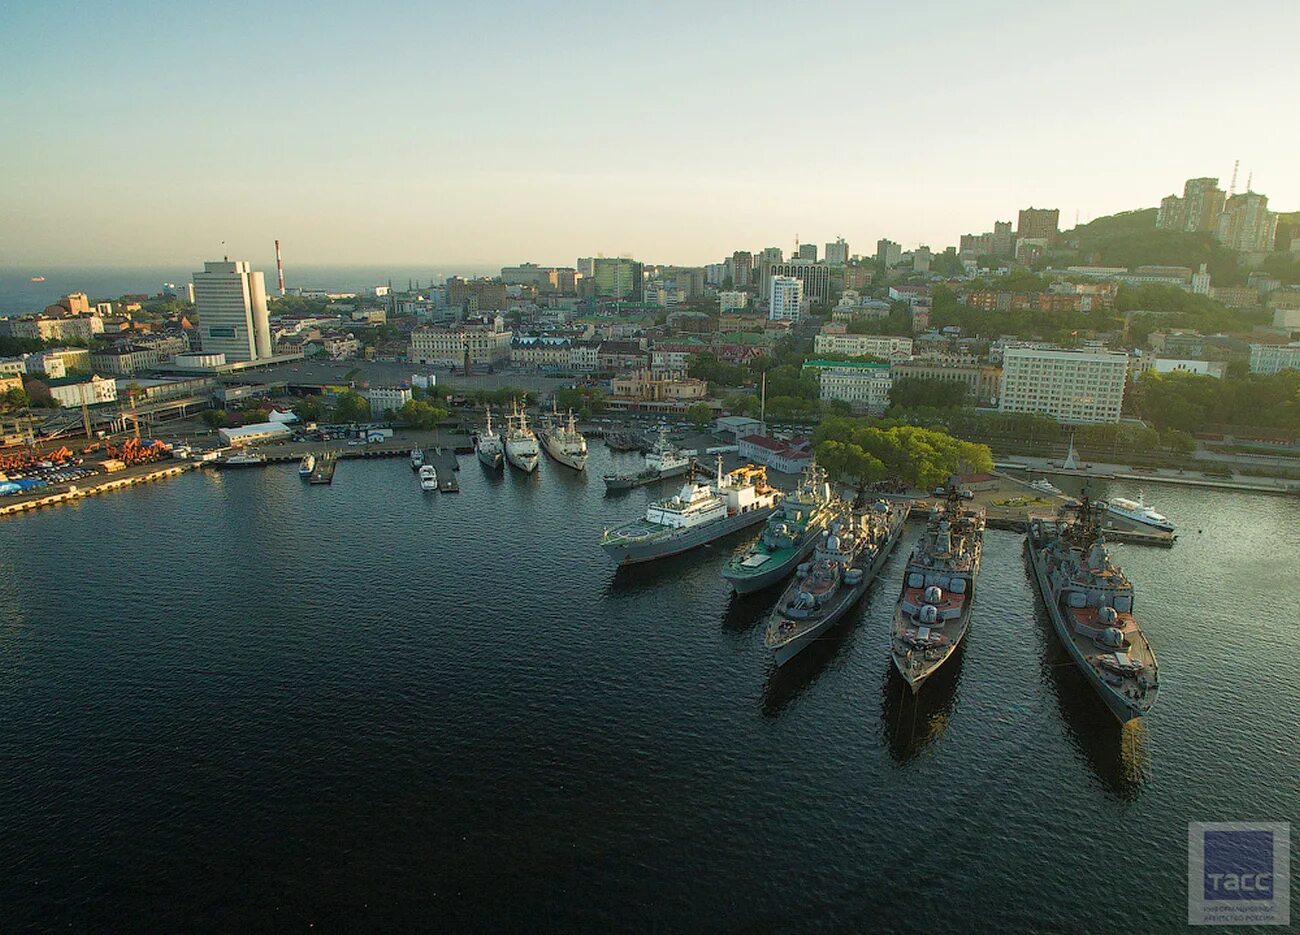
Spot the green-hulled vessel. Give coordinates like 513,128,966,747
720,461,836,593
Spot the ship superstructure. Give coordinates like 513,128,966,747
721,460,837,593
1027,494,1159,722
890,482,985,693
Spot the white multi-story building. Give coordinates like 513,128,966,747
409,316,512,367
813,329,913,359
824,237,850,265
568,342,599,372
366,385,413,417
1249,342,1300,375
769,276,803,321
804,360,893,414
48,375,118,408
193,260,273,363
718,291,748,313
998,347,1128,423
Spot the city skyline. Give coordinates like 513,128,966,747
3,0,1296,268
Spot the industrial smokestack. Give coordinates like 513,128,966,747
274,239,285,296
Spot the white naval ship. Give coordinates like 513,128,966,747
503,401,540,473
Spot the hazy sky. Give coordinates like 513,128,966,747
2,0,1295,269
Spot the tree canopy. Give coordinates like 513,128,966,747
1129,370,1300,435
888,376,968,411
811,418,993,488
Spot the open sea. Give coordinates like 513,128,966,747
0,449,1297,931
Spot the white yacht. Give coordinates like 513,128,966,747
298,453,316,477
475,406,504,470
504,401,540,473
1106,493,1174,532
418,464,438,491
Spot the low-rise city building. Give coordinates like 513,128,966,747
813,325,912,359
409,316,512,367
802,359,892,414
47,374,119,408
1248,342,1300,375
365,385,413,416
737,435,814,473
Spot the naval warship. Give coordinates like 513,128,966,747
890,481,985,693
1027,493,1159,722
764,493,910,665
721,460,837,593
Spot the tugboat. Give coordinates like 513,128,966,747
890,479,985,693
721,460,837,593
1027,494,1159,722
410,448,425,470
600,457,779,565
764,493,910,665
603,425,691,491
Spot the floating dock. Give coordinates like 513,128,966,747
425,448,459,492
309,451,339,485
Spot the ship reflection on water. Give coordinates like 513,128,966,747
761,611,861,716
1024,551,1151,799
879,640,967,762
1045,651,1151,800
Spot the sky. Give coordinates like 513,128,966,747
2,0,1296,270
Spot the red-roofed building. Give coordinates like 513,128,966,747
738,434,813,473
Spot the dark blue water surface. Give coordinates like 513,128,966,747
1,449,1297,932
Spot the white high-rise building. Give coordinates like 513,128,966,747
998,346,1128,424
769,276,803,322
193,260,272,362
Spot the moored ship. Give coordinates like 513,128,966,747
475,406,504,470
1027,495,1159,722
1106,493,1174,533
418,464,439,491
603,425,691,491
600,458,779,565
216,451,267,468
503,401,539,473
890,482,985,693
721,460,837,593
410,448,425,470
764,495,910,665
538,404,588,471
298,453,315,477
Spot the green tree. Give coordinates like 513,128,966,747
686,402,713,430
1,387,30,411
888,377,968,411
397,399,449,429
292,395,327,422
555,386,606,416
202,409,229,428
332,391,372,423
723,392,760,417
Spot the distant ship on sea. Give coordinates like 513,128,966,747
30,276,46,283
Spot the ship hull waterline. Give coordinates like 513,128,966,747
602,506,777,566
769,519,905,666
723,533,823,595
1025,537,1149,723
